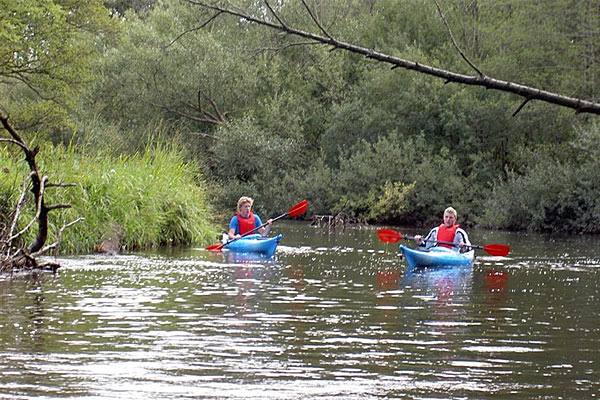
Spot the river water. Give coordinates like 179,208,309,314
1,221,599,399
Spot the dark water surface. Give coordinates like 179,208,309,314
1,221,599,399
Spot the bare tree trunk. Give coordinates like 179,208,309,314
1,114,83,273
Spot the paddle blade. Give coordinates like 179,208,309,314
377,229,403,243
482,244,510,257
205,243,225,252
287,200,308,217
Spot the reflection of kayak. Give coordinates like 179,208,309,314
226,251,278,264
224,234,282,257
399,245,474,269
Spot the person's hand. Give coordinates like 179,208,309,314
414,235,423,245
458,241,464,248
261,219,273,237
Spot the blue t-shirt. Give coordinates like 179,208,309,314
229,213,263,235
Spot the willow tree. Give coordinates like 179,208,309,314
0,0,118,139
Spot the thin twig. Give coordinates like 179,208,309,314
46,182,77,188
9,176,48,242
0,137,28,151
431,0,484,76
513,98,531,116
264,1,289,29
166,11,223,48
301,0,334,40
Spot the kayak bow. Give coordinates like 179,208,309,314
224,234,282,257
399,245,475,269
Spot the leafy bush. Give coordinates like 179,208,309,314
328,132,474,225
210,116,310,215
479,123,600,233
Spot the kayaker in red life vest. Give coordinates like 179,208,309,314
228,196,273,240
413,206,471,252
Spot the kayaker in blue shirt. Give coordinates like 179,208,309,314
228,196,272,240
413,207,471,251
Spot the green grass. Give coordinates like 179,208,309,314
1,142,217,254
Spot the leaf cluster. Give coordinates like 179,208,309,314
0,0,119,139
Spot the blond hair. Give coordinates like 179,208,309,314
237,196,254,212
444,206,457,219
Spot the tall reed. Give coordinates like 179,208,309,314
1,142,217,254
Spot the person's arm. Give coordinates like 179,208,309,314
261,219,273,236
415,228,436,248
228,228,238,240
455,228,470,249
228,216,240,239
255,215,273,237
422,228,436,249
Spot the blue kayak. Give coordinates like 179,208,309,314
399,245,474,269
224,234,282,257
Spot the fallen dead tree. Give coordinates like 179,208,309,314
184,0,600,116
1,114,83,273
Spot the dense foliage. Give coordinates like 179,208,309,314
3,0,600,248
0,0,119,139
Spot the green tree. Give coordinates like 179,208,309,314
0,0,118,138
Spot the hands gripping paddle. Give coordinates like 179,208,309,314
377,228,510,257
206,200,308,252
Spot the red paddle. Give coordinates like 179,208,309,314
206,200,308,252
377,228,510,257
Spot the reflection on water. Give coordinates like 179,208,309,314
1,222,599,399
225,250,279,265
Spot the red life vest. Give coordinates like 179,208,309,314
236,212,256,235
437,223,458,248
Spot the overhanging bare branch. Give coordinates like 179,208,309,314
183,0,600,115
